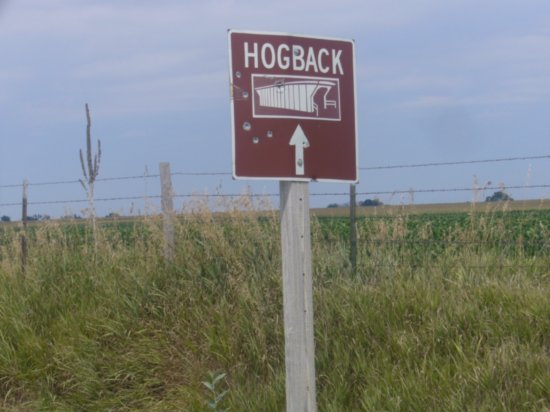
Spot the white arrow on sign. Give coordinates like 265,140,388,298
289,124,310,176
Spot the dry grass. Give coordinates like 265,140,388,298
0,200,549,410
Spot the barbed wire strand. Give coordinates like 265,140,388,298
1,184,549,207
0,171,231,189
361,263,550,271
331,212,550,221
1,154,548,189
361,154,550,170
319,238,550,247
312,184,550,197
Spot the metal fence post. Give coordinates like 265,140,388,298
21,179,29,273
350,184,357,274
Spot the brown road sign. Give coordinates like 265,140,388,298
229,30,358,182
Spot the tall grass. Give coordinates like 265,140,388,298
0,202,549,410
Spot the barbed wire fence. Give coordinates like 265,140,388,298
1,154,549,273
1,153,549,206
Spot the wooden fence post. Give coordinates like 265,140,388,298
21,179,29,273
280,181,317,412
159,162,175,262
350,184,357,274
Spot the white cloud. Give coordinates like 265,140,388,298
399,90,546,111
370,28,550,111
2,1,549,123
464,33,550,73
367,74,466,93
0,67,30,82
399,95,458,109
511,75,550,100
92,70,229,116
1,0,449,39
75,51,199,79
0,68,32,104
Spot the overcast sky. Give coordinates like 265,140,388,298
1,0,549,218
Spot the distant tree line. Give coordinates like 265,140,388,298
485,191,513,202
1,191,515,220
0,213,123,222
327,198,383,208
327,190,513,208
28,214,51,221
0,214,53,222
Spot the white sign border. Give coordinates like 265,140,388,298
228,29,359,184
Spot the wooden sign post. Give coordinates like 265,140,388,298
229,30,357,411
280,181,317,412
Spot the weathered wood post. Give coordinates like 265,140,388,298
350,184,357,274
159,162,175,262
21,179,29,273
280,181,317,412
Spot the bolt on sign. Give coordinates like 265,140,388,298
228,30,358,182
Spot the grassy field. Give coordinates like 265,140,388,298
313,198,550,217
0,202,549,410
